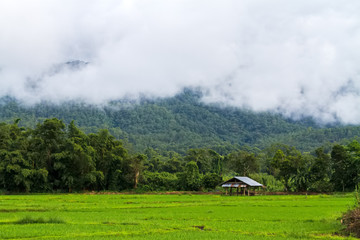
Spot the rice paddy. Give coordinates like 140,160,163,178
0,193,357,239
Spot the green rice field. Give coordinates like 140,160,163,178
0,193,357,239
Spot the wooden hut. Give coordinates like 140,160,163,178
221,176,264,196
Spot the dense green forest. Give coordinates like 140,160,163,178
1,118,360,193
2,89,360,193
1,89,360,155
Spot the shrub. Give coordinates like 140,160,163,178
341,187,360,237
342,207,360,237
308,179,333,193
202,173,223,190
140,171,178,191
15,216,65,224
177,161,201,191
249,173,285,192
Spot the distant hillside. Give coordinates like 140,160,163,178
1,89,360,154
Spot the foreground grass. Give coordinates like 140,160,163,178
0,193,356,239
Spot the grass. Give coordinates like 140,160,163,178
0,193,357,239
14,216,66,224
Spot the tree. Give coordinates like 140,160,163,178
331,144,353,191
29,118,66,189
0,150,31,192
270,149,285,177
202,173,222,190
347,141,360,187
162,157,184,173
311,148,331,181
270,148,305,191
226,150,259,176
308,147,332,192
51,121,102,192
89,129,127,190
140,171,178,191
129,154,146,189
179,161,201,191
185,149,223,174
144,148,164,172
0,121,47,192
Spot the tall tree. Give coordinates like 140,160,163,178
185,149,223,174
29,118,66,177
331,144,353,191
226,150,259,176
89,129,127,190
179,161,201,191
270,148,305,191
307,147,332,192
0,121,47,192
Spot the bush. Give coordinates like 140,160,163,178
15,216,65,224
177,161,202,191
308,179,333,193
342,208,360,237
341,187,360,237
140,171,178,191
202,173,223,190
249,173,285,192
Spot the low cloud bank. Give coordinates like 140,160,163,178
1,1,360,124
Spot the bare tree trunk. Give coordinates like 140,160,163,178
134,171,139,189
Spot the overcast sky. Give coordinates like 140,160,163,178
1,0,360,123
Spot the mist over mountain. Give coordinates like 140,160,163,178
1,89,360,154
1,1,360,154
1,1,360,124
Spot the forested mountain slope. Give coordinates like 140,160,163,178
1,89,360,154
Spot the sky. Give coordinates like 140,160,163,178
1,0,360,124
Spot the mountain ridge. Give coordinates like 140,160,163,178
1,89,359,154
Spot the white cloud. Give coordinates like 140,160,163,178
1,0,360,123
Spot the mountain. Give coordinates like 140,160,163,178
1,89,360,154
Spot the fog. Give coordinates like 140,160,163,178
1,1,360,123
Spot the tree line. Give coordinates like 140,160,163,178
1,118,360,193
3,90,360,155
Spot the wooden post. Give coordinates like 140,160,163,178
243,187,245,196
236,187,239,196
247,187,249,196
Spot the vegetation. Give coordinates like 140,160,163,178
14,216,65,224
2,89,360,154
2,90,360,237
341,187,360,237
0,194,354,239
342,206,360,237
1,117,360,193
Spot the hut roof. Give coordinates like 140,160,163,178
221,176,263,187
